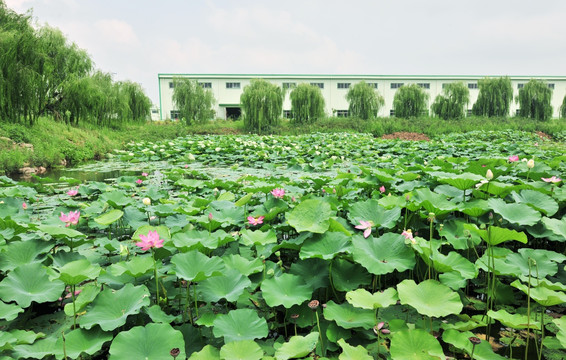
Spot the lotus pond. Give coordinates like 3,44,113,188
1,131,565,360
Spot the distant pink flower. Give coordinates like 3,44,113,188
271,188,285,198
355,220,373,238
402,229,415,243
208,212,213,221
291,196,296,202
60,211,80,227
136,179,143,185
542,176,562,183
135,230,164,251
247,215,265,226
66,189,78,196
508,155,519,162
376,321,390,334
184,164,189,168
22,202,27,210
379,186,386,193
142,172,148,177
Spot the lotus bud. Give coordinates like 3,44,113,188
486,169,493,180
527,159,535,169
142,197,151,206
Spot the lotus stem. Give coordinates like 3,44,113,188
525,258,533,360
71,285,77,329
152,248,160,306
194,283,199,318
314,310,325,356
185,282,193,325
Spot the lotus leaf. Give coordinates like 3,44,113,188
487,198,541,226
555,316,566,348
442,329,506,360
287,198,333,233
348,199,401,228
219,340,263,360
397,279,463,317
145,304,177,323
432,172,484,190
503,248,565,281
0,238,52,271
352,233,415,275
260,273,312,308
54,328,113,359
511,190,558,216
109,256,154,277
222,254,263,276
57,259,101,285
0,262,65,307
511,280,566,306
274,332,318,360
389,329,445,360
463,224,527,246
337,338,373,360
212,309,268,343
10,337,57,360
132,225,171,243
108,323,185,360
345,287,398,310
170,249,225,282
199,269,251,303
0,301,23,321
289,258,329,291
63,283,100,316
487,309,540,329
412,188,459,215
542,217,566,241
323,301,375,329
100,191,132,208
240,228,277,247
37,225,85,239
79,283,150,331
188,345,220,359
299,232,352,260
431,251,477,279
331,258,372,291
93,209,124,226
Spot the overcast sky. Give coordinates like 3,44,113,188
5,0,566,105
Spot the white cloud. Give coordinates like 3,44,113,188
95,19,139,46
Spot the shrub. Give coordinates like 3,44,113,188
393,84,429,118
289,84,325,125
172,78,215,125
240,79,283,133
472,77,513,117
431,82,469,120
346,81,384,120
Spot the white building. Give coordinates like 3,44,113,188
157,74,566,120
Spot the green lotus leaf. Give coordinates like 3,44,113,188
234,192,254,207
287,198,333,233
145,304,176,324
100,191,132,208
389,329,445,360
219,340,263,360
274,332,318,360
57,259,101,285
439,220,481,249
260,273,312,308
240,228,277,247
412,188,459,215
0,238,52,271
108,323,185,360
153,203,177,216
222,254,263,276
199,269,251,303
323,300,375,329
438,271,467,290
511,279,566,306
188,344,220,359
37,225,85,238
0,301,23,321
460,199,490,217
487,309,540,329
289,258,329,291
0,329,44,351
299,232,352,260
10,337,57,360
352,233,415,275
172,229,223,251
54,328,113,359
503,248,565,281
207,200,245,225
487,198,541,226
432,251,477,279
331,258,372,292
345,287,398,310
212,309,268,343
463,224,527,246
397,279,463,318
542,217,566,241
170,250,225,282
79,283,150,331
511,190,558,216
441,314,492,332
477,181,514,197
442,329,506,360
64,283,100,317
0,262,65,307
93,209,124,226
432,172,484,190
554,316,566,348
109,256,154,277
348,199,401,228
337,338,372,360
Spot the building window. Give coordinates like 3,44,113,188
548,83,555,89
170,111,180,119
390,109,395,116
337,83,351,89
517,83,524,89
199,82,212,89
310,82,324,89
283,110,292,118
367,82,378,89
282,82,296,89
336,110,349,117
391,83,404,89
417,83,430,89
468,83,478,89
169,82,175,89
226,82,240,89
516,109,522,116
442,83,450,89
467,109,473,116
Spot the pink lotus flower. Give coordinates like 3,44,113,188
542,176,562,183
376,321,390,334
184,164,189,168
271,188,285,198
135,230,164,251
508,155,519,162
22,202,27,210
208,212,213,221
247,215,265,226
142,172,148,177
66,189,78,196
355,220,374,238
402,229,415,243
60,211,80,227
136,179,143,185
379,186,386,193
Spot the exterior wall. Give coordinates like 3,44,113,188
158,74,566,120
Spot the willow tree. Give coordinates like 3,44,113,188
431,82,469,120
346,81,384,120
393,84,429,118
472,77,513,117
172,78,215,125
516,79,553,121
119,81,151,123
289,83,325,124
561,95,566,119
240,79,283,133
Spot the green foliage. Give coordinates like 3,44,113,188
289,83,325,124
561,94,566,118
240,79,284,133
472,77,513,117
431,82,469,120
346,81,384,120
393,84,429,118
517,79,553,121
171,78,215,125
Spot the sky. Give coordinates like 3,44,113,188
5,0,566,105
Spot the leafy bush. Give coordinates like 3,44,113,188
431,82,469,120
289,84,325,125
172,78,215,125
240,79,284,133
346,81,384,120
472,77,513,117
393,84,429,118
516,79,553,121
